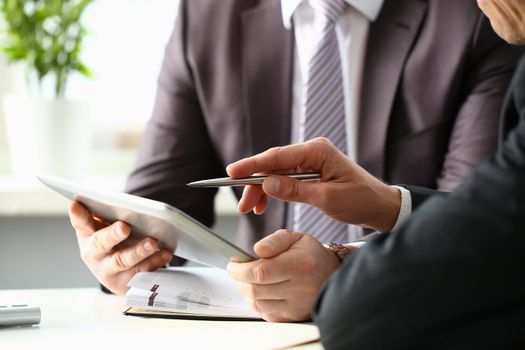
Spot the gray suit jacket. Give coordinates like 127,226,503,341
125,0,523,252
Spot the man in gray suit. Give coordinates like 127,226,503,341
68,0,522,295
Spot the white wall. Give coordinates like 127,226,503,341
68,0,180,133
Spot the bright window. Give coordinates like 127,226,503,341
0,1,180,176
69,0,180,134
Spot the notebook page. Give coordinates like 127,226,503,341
126,267,256,315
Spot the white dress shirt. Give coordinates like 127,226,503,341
282,0,383,161
281,0,411,238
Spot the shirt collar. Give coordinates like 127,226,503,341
281,0,384,29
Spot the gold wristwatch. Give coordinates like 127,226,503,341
323,242,353,263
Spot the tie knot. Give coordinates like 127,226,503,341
310,0,346,23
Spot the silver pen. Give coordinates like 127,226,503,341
187,173,321,188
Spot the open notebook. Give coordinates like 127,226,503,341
125,267,261,321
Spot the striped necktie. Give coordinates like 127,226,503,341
294,0,348,243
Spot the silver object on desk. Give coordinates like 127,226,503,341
0,304,41,327
187,173,322,188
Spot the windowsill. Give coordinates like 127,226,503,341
0,149,239,217
0,175,239,217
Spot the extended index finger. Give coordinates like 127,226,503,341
226,138,334,178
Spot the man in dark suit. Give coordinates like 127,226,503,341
226,0,525,345
313,3,525,346
68,0,521,295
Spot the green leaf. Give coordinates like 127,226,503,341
0,0,95,98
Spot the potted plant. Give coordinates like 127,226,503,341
1,0,94,179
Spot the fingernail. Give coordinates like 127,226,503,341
162,250,172,261
144,240,154,252
264,177,280,194
225,164,233,175
116,224,127,238
237,203,250,214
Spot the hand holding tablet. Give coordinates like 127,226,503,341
39,175,255,271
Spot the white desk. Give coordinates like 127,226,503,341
0,288,322,350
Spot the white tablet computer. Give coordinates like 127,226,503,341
38,175,255,269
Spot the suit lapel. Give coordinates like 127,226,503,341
240,0,294,156
358,0,427,178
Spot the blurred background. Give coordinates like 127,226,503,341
0,0,239,289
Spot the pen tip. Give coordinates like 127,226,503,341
187,181,204,188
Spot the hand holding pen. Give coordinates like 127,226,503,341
188,172,321,215
187,173,321,188
208,138,401,232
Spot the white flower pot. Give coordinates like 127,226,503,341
0,58,26,154
3,95,91,179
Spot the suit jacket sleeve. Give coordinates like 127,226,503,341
402,184,447,210
313,56,525,349
436,14,523,191
125,0,224,228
